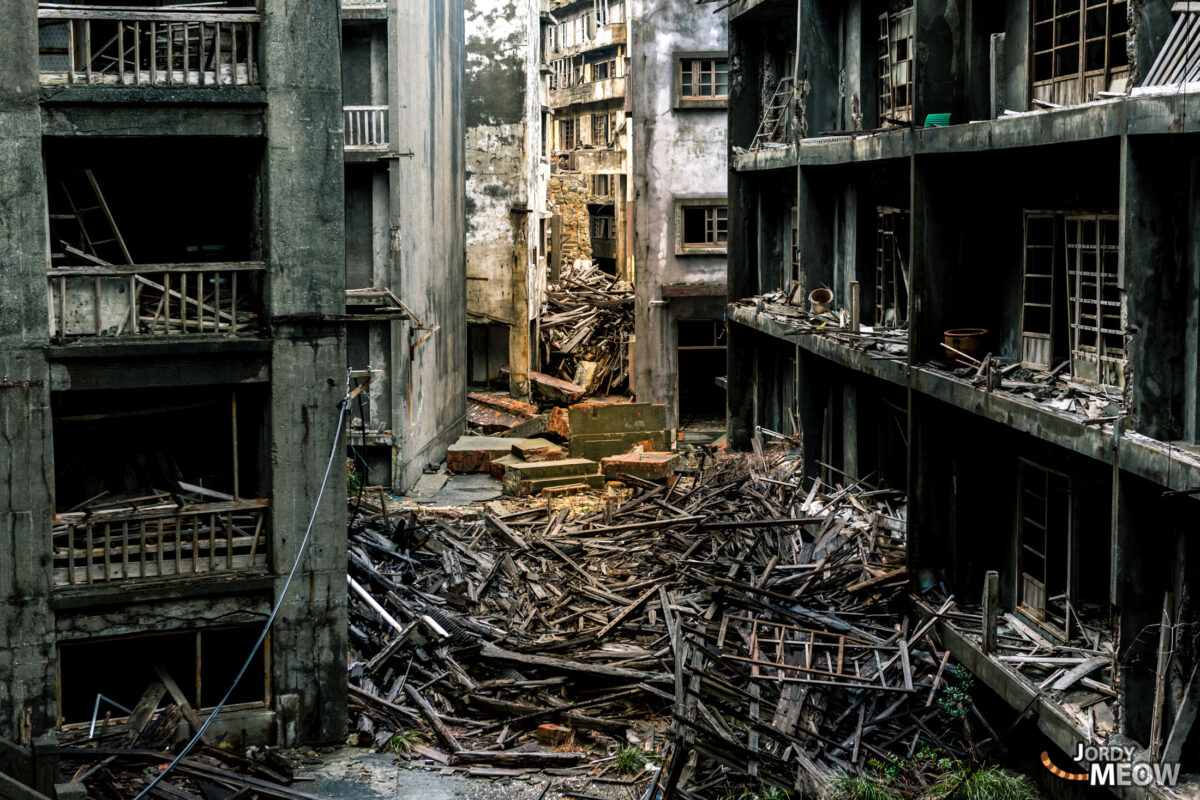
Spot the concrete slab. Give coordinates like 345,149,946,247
429,473,503,505
406,471,450,500
600,451,680,480
447,436,523,473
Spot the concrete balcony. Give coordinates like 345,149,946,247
47,262,264,341
37,5,260,87
344,105,388,150
546,22,626,60
550,76,624,109
569,147,625,173
341,0,387,20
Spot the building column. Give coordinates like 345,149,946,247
261,0,348,745
0,4,56,740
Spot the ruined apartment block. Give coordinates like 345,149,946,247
546,0,631,279
0,0,463,751
342,0,468,492
630,0,728,437
464,0,549,400
726,0,1200,790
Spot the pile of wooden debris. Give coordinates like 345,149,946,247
346,432,991,798
538,261,634,397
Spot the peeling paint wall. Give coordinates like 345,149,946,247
630,1,728,429
465,0,547,396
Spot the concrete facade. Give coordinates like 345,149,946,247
725,0,1200,789
629,0,727,431
464,0,549,399
342,0,468,492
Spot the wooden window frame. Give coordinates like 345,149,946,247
674,51,729,109
674,196,728,255
1016,459,1078,641
877,7,914,126
1030,0,1129,106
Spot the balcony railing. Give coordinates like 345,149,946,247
549,76,625,109
344,105,389,150
37,5,260,87
48,262,264,340
52,499,269,586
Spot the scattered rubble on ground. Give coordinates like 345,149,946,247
344,430,1016,799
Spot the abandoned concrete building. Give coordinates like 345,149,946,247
464,0,549,399
0,0,462,751
342,0,468,491
726,0,1200,787
546,0,631,278
630,0,728,435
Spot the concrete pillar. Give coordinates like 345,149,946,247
0,4,57,741
509,211,532,400
261,0,348,744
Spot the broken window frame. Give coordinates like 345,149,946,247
590,215,615,239
876,6,913,126
1020,212,1058,370
591,111,610,146
1031,0,1129,105
1016,459,1078,641
1064,213,1125,387
874,206,909,328
559,117,577,150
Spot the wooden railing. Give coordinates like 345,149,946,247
344,105,389,149
53,500,268,586
47,262,264,339
37,5,259,87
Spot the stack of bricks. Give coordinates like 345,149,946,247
548,171,592,271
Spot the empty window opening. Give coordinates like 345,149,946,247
877,6,913,125
681,206,727,248
58,626,268,725
874,207,909,327
590,174,612,199
590,215,615,239
1032,0,1129,105
679,58,729,100
44,139,263,340
677,319,727,423
51,386,267,585
467,322,509,388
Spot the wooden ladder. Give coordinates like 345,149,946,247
59,169,133,265
750,76,795,150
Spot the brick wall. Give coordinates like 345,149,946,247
548,170,592,271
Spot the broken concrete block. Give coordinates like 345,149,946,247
489,453,522,480
512,438,564,462
566,401,669,460
501,458,602,496
504,413,552,440
467,392,539,418
600,451,680,481
466,392,540,434
446,436,518,473
541,483,591,498
547,406,571,440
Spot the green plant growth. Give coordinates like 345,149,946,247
347,468,363,494
615,745,651,776
938,664,976,721
388,729,426,757
820,772,903,800
926,764,1040,800
720,787,790,800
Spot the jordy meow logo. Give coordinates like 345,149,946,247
1042,745,1182,787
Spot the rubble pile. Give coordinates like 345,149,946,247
732,291,909,358
345,433,988,797
538,261,634,398
56,708,315,799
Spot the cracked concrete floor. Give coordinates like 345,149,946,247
292,747,640,800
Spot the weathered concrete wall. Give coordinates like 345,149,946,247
391,0,468,488
465,0,545,398
0,4,57,741
261,0,349,745
630,0,727,429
